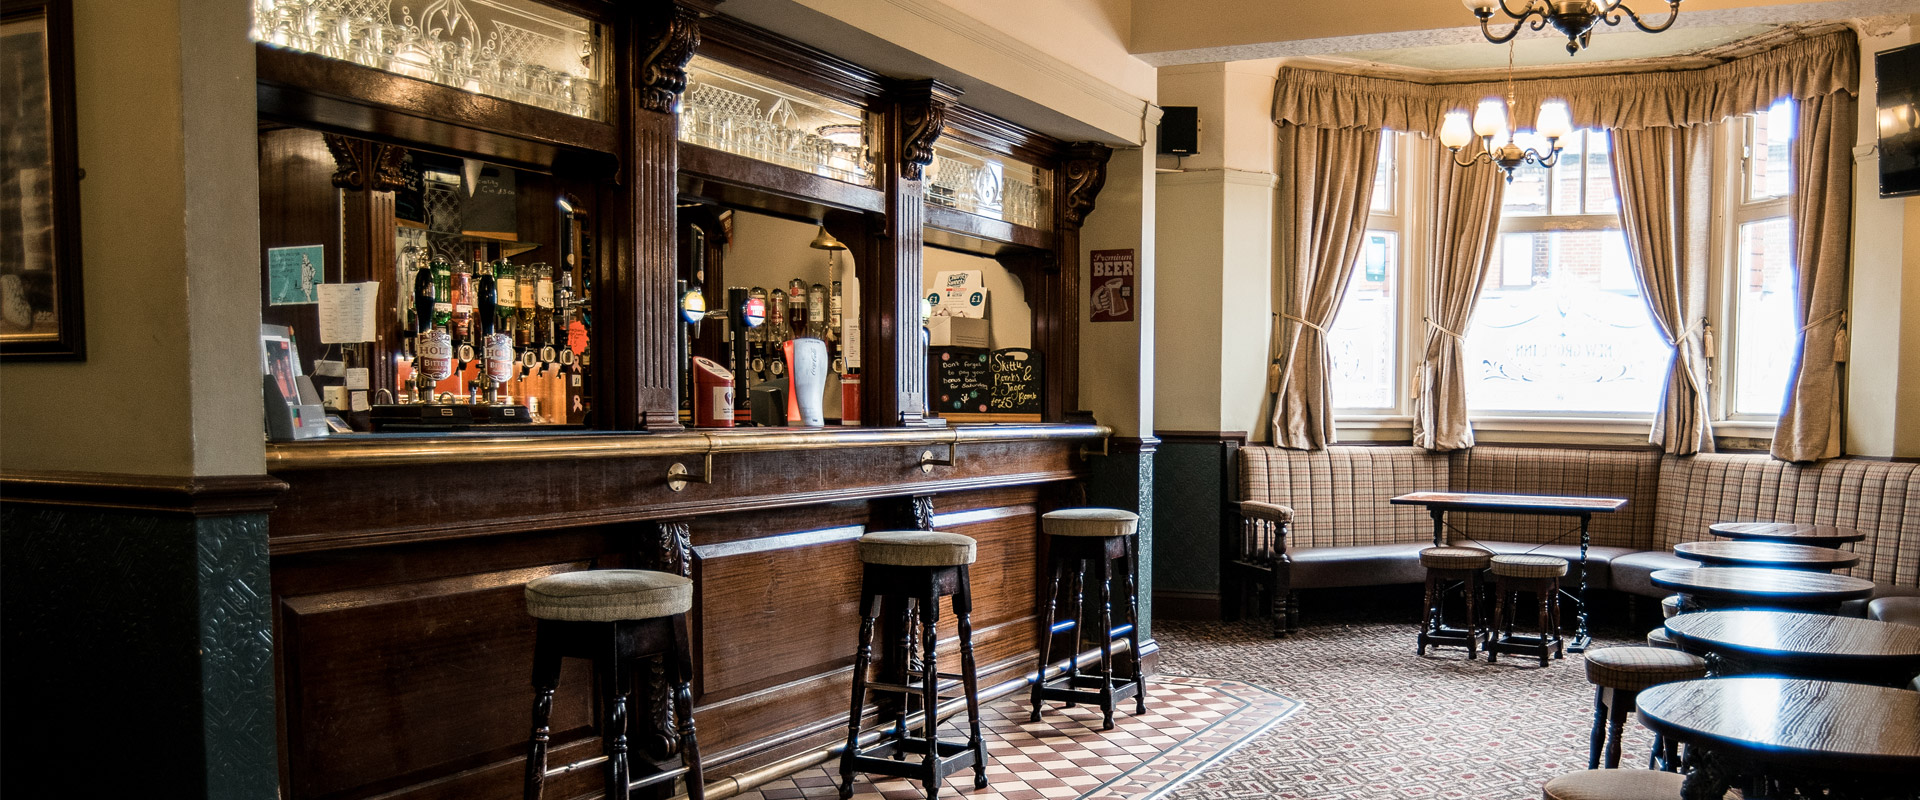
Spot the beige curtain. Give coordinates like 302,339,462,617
1772,91,1856,462
1272,29,1856,132
1412,137,1504,451
1612,125,1717,454
1269,123,1382,449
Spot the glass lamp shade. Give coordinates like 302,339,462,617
1536,101,1574,140
1440,112,1475,149
1473,99,1508,137
1461,0,1498,10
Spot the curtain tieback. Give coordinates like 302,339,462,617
1800,309,1842,332
1423,317,1463,340
1668,319,1701,347
1282,313,1326,334
1801,309,1848,363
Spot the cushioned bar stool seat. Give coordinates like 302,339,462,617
1541,769,1685,800
1869,596,1920,627
1660,594,1681,620
1416,547,1493,659
839,532,987,800
1032,508,1146,730
1488,555,1568,667
522,570,704,800
1645,628,1677,650
1584,646,1708,772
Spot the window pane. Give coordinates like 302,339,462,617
1465,230,1669,413
1331,231,1397,409
1734,217,1797,415
1371,132,1395,214
1503,159,1549,216
1551,132,1585,214
1583,132,1617,214
1748,99,1795,202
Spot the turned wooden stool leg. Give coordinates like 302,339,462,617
1096,553,1116,730
1488,580,1507,664
601,645,631,800
1064,563,1085,708
671,613,707,800
1464,572,1480,660
1124,542,1146,716
839,590,881,799
1605,688,1636,768
1030,556,1063,722
1588,686,1608,770
955,567,988,790
524,625,562,800
1418,570,1438,655
918,581,942,800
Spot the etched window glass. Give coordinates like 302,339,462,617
925,138,1054,231
680,57,876,187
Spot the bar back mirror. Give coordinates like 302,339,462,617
258,124,600,432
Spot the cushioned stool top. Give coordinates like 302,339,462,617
859,531,977,567
1420,546,1493,570
525,569,692,622
1584,646,1707,691
1645,627,1677,650
1661,594,1682,619
1869,596,1920,627
1490,553,1569,578
1042,507,1140,537
1541,769,1685,800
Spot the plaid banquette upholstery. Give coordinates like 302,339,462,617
1232,445,1920,631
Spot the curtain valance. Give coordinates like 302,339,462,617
1271,28,1857,132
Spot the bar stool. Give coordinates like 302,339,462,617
522,569,705,800
1416,546,1493,659
1582,646,1707,771
1541,769,1684,799
1487,554,1568,667
1031,507,1145,731
839,531,987,800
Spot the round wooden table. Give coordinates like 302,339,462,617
1708,521,1865,549
1649,567,1875,613
1637,677,1920,800
1666,610,1920,686
1673,541,1860,572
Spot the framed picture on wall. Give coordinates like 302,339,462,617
0,0,84,360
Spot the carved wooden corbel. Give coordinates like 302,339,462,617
323,134,409,192
635,1,713,114
894,79,964,181
1062,142,1112,229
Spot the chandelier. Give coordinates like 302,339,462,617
1462,0,1682,56
1439,44,1574,182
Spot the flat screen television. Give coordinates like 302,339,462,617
1877,43,1920,198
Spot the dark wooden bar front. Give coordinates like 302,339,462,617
267,424,1105,800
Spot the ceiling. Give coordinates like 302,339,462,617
1337,23,1782,72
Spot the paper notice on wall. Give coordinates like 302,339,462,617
318,282,381,343
928,270,988,318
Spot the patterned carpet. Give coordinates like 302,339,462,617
1155,586,1660,800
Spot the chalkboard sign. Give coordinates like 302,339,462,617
988,348,1043,414
931,347,990,413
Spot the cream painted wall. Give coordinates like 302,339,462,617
1153,61,1281,175
929,0,1154,102
1152,174,1227,432
1080,147,1155,437
0,0,261,477
1845,18,1917,457
922,247,1032,350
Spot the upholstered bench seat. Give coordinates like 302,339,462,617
524,569,694,622
1288,543,1430,589
1608,551,1698,598
1870,596,1920,627
858,531,977,567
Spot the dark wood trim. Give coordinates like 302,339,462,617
0,470,287,515
1153,590,1222,621
695,14,887,106
868,78,962,426
677,144,887,216
923,206,1051,252
1154,430,1250,445
940,104,1066,166
255,44,618,170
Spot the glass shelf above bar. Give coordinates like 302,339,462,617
680,56,876,188
927,137,1053,232
251,0,607,122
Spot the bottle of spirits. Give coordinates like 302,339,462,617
477,262,514,404
450,261,475,346
493,258,518,343
745,286,769,382
787,278,810,338
805,282,830,341
431,257,453,332
828,280,845,374
764,288,791,380
517,262,540,348
534,263,556,362
416,259,454,403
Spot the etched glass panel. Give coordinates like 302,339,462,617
926,137,1053,231
251,0,607,121
680,57,875,187
1464,230,1668,413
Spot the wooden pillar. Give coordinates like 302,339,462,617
869,79,963,427
1050,142,1111,419
614,0,716,431
322,133,407,403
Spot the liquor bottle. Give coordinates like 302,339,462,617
431,257,453,332
744,286,769,382
534,263,556,362
787,278,809,338
828,280,845,374
477,262,514,403
556,268,578,369
805,282,830,341
493,259,518,343
764,288,792,380
416,258,454,402
450,261,475,345
517,262,540,348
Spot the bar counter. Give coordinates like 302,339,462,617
265,423,1109,800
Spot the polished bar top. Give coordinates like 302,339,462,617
267,423,1111,470
1389,491,1628,514
1637,677,1920,773
1673,541,1860,571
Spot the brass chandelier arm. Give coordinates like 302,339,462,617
1604,0,1682,34
1447,146,1492,169
1471,7,1539,46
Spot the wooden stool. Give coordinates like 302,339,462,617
839,531,987,800
1644,627,1678,650
1416,546,1493,659
1031,508,1145,730
1541,768,1684,800
522,569,704,800
1660,594,1681,619
1583,646,1707,771
1487,554,1568,667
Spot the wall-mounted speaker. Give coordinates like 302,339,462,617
1159,106,1199,156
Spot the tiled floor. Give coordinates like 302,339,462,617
736,676,1299,800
